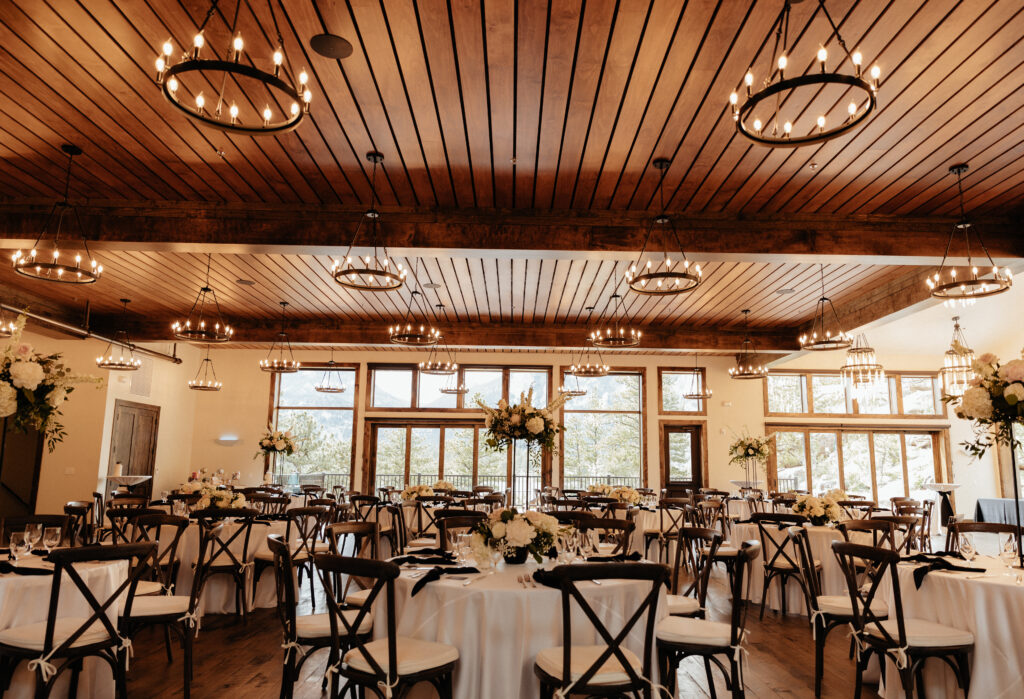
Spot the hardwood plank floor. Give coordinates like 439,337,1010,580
125,575,882,698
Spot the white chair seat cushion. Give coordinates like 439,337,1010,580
295,610,371,639
866,619,973,648
596,542,618,555
408,538,436,548
701,546,738,557
0,618,109,651
253,549,309,562
345,588,372,607
666,595,702,616
816,595,887,617
135,580,166,596
312,540,333,552
124,595,191,618
768,558,820,570
656,616,731,647
535,645,642,685
343,637,458,676
643,526,678,535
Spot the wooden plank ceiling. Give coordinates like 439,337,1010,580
0,0,1021,350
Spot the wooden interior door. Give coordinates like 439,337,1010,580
0,419,44,516
662,425,702,497
108,400,160,499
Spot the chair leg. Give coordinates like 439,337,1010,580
814,620,825,698
115,650,129,699
758,571,772,620
704,656,718,699
183,624,193,699
280,649,295,699
898,664,915,699
69,659,82,699
957,651,971,694
163,623,174,663
730,655,744,699
779,574,788,616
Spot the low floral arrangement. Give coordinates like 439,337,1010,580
401,484,434,501
178,482,246,509
728,433,774,464
610,486,641,505
587,483,613,496
432,480,455,491
257,426,298,458
470,508,560,564
478,387,568,451
0,315,100,451
792,492,844,526
950,351,1024,456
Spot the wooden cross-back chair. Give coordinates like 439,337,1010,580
102,507,165,544
945,520,1021,551
348,495,381,524
837,499,876,520
129,513,190,597
254,506,327,609
666,527,720,619
750,511,815,618
870,515,920,554
642,497,689,562
63,502,94,546
552,498,587,512
535,563,668,699
695,499,727,536
832,541,973,699
413,496,454,536
437,516,485,551
578,517,635,556
191,507,261,619
0,542,158,698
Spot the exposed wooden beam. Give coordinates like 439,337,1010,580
0,201,1019,263
87,316,799,352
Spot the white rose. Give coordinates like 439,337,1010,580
504,518,537,548
959,386,994,420
510,414,521,426
1005,383,1024,404
525,416,545,435
9,360,44,391
491,521,507,539
47,388,67,407
0,382,16,418
274,439,286,450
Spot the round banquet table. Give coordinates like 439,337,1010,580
0,556,128,698
730,522,846,613
374,561,668,699
171,519,289,614
878,555,1024,699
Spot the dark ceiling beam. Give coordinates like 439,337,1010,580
0,201,1019,263
86,316,800,352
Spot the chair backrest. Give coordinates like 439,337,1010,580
328,521,379,559
728,541,762,647
602,502,633,520
946,520,1021,551
656,498,689,533
578,517,635,555
1,514,69,547
750,512,807,570
349,495,381,522
548,563,669,693
837,499,876,519
832,541,905,651
696,500,725,530
317,554,403,687
105,506,165,544
552,511,596,528
472,485,494,493
63,502,94,546
44,543,158,660
787,526,822,611
745,493,766,513
869,515,919,553
109,495,148,509
553,498,587,511
438,516,484,550
382,503,410,554
837,518,899,551
191,507,260,569
462,497,495,512
285,506,328,561
130,513,189,592
671,527,721,609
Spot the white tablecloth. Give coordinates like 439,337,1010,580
879,555,1024,698
731,523,845,613
375,561,667,699
0,557,128,698
171,520,289,614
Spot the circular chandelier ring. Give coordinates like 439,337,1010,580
333,267,405,292
800,337,853,351
737,72,876,148
161,61,304,135
14,261,99,284
567,367,609,378
389,333,439,346
627,270,701,295
174,328,233,343
591,335,641,349
928,277,1011,300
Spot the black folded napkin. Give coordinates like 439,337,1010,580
910,559,976,589
410,566,480,596
391,554,454,566
404,547,447,557
31,550,48,557
532,569,559,589
902,550,964,562
585,551,643,563
252,520,273,526
0,561,53,576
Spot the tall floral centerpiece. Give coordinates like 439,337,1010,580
728,433,774,489
478,388,568,507
470,508,560,564
257,426,299,481
0,315,99,452
949,350,1024,568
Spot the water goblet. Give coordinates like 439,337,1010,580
10,533,31,565
42,527,61,554
999,534,1018,573
959,533,976,565
25,523,42,552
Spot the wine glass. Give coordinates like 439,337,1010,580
999,534,1018,573
10,532,31,565
24,523,42,552
958,533,976,565
42,527,61,554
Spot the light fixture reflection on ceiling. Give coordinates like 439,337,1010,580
799,264,852,351
729,0,880,147
96,299,142,371
12,145,102,284
925,163,1011,300
189,346,222,391
729,310,769,380
939,317,975,399
154,0,316,135
314,349,347,394
260,301,300,373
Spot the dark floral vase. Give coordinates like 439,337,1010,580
504,547,529,565
808,516,830,526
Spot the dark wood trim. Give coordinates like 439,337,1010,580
656,366,709,416
657,419,709,492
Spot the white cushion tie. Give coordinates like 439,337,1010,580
281,640,306,662
848,623,866,661
119,635,133,672
892,645,911,670
177,610,201,635
27,654,58,683
376,675,400,698
810,610,826,641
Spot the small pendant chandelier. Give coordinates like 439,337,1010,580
314,349,346,394
420,304,458,373
173,254,234,342
96,299,142,371
590,290,641,348
683,354,712,400
12,145,102,284
260,302,300,373
0,306,17,338
558,371,587,399
154,0,317,135
189,346,222,391
729,0,880,147
729,310,769,380
626,158,702,295
799,264,852,350
439,366,468,396
939,317,975,399
332,152,407,292
389,259,441,345
841,333,885,395
567,307,610,378
925,163,1011,300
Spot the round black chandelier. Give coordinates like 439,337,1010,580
172,254,234,343
96,299,143,372
154,0,319,135
189,346,223,392
799,264,852,351
925,163,1012,300
626,158,702,295
388,290,441,347
259,301,300,373
729,310,770,380
729,0,881,148
13,145,102,284
590,292,641,348
332,152,407,292
314,350,347,394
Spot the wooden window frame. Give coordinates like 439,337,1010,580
764,369,946,419
658,419,708,492
365,363,552,413
657,367,709,416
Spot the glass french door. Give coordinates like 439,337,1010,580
662,425,702,496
